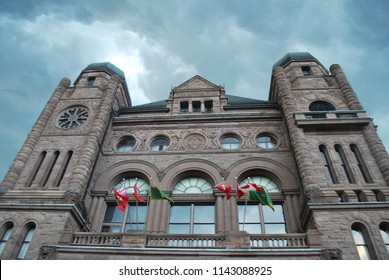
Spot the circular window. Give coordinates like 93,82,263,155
117,137,136,152
150,137,169,151
257,135,277,149
220,135,240,150
172,176,213,194
57,106,89,129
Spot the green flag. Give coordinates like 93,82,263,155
150,185,174,204
248,189,274,211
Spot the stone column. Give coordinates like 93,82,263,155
273,67,322,201
1,78,70,190
228,191,239,232
363,123,389,185
215,193,224,233
285,194,297,232
91,196,105,231
330,64,363,110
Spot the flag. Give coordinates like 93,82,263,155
150,185,174,204
236,183,245,199
215,183,232,200
239,182,274,211
113,185,129,212
132,182,146,203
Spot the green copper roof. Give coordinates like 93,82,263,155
273,52,315,68
84,62,126,79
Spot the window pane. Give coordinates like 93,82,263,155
170,206,190,223
151,138,169,151
221,136,240,149
117,137,135,152
238,205,260,223
380,229,389,244
169,224,190,234
193,224,214,234
264,224,286,234
239,224,261,234
125,223,145,231
352,230,365,245
194,206,214,223
103,206,125,223
24,228,35,242
263,205,285,222
127,206,147,223
356,245,371,260
17,243,29,259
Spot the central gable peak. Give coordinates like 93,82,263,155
174,75,223,91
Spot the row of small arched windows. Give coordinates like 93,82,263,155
319,144,372,184
26,150,73,188
0,222,36,259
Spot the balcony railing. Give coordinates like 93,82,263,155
69,232,309,249
146,234,225,248
71,232,122,246
250,233,308,248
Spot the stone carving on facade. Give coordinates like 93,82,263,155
322,248,342,260
183,133,207,151
39,246,58,260
304,185,323,202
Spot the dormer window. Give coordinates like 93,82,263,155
87,76,96,86
205,100,213,113
193,101,201,112
301,66,311,76
180,101,189,113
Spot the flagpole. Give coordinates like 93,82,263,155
242,193,248,231
222,178,230,233
134,178,139,230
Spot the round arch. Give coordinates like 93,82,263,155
226,157,300,192
161,159,223,190
93,160,161,192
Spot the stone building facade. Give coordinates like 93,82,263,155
1,53,388,260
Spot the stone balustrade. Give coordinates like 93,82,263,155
250,233,308,248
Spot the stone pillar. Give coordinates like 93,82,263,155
1,78,70,190
215,193,224,233
188,101,193,113
330,64,363,110
273,67,322,201
68,75,121,199
228,191,239,232
159,199,170,233
91,196,105,231
200,101,205,112
285,194,297,232
146,199,156,232
363,123,389,185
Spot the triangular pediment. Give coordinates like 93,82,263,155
175,75,221,91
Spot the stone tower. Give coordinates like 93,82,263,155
0,63,130,259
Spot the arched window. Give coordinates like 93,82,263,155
172,176,213,194
335,145,354,183
102,177,150,232
237,176,286,234
0,222,13,256
309,101,335,111
350,144,373,183
351,223,375,260
379,222,389,255
26,151,47,187
16,223,36,259
319,145,337,184
169,176,215,234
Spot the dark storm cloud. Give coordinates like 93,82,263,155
0,0,388,180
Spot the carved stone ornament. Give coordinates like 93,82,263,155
183,133,207,151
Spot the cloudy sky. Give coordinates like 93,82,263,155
0,0,388,181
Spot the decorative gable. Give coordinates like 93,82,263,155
167,75,227,114
175,75,221,91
